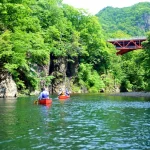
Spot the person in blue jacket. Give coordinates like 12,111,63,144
65,88,70,96
38,87,49,100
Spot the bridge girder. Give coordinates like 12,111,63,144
108,37,146,55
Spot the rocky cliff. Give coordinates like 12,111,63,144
0,75,17,98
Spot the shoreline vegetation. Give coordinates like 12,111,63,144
110,92,150,98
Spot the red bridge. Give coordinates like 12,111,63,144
108,37,146,55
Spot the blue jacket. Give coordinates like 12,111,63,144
38,90,49,100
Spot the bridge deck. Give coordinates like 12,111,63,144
108,37,146,55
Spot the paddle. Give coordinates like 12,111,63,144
34,100,39,104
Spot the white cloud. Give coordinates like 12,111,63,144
63,0,150,14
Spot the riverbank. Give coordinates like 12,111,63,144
110,92,150,97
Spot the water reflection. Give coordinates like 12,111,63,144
59,98,70,104
39,103,52,109
0,94,150,149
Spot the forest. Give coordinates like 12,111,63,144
0,0,150,95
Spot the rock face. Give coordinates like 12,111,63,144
0,75,17,98
49,55,78,94
49,56,68,94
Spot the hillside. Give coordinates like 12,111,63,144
96,2,150,38
0,0,150,96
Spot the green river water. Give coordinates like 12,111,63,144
0,94,150,150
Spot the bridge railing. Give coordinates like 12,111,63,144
108,36,147,42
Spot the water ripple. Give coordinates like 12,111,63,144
0,95,150,149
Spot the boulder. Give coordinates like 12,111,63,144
0,75,17,98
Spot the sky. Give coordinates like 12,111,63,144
62,0,150,15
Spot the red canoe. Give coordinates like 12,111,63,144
38,98,52,105
58,95,70,99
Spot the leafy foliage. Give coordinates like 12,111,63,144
96,2,150,37
0,0,150,94
78,63,105,92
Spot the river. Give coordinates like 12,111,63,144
0,94,150,150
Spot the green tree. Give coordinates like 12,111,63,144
142,32,150,90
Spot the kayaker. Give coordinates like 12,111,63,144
58,88,64,96
38,87,49,100
59,91,65,96
65,88,70,96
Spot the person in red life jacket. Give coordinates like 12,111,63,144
38,87,49,100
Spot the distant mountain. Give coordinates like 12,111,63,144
96,2,150,37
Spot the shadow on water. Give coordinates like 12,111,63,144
0,94,150,149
